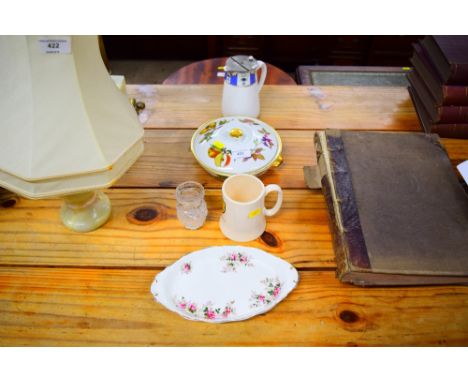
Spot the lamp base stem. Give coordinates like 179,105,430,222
60,191,111,232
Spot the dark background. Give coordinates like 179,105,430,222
102,35,422,72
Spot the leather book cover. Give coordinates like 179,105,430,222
408,70,468,123
411,43,468,106
315,130,468,286
431,124,468,138
421,36,468,85
409,86,468,139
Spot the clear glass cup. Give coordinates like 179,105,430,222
176,181,208,230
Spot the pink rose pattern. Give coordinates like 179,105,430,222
250,277,282,308
221,252,253,273
181,262,192,274
169,252,284,319
174,297,236,321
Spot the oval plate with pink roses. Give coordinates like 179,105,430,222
150,246,299,323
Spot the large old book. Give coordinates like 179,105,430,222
314,130,468,286
410,43,468,106
420,35,468,85
409,85,468,138
408,69,468,123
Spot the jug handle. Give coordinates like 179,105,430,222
256,60,267,93
263,184,282,217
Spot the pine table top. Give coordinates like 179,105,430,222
1,84,467,346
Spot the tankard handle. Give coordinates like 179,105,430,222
256,60,267,93
263,184,282,217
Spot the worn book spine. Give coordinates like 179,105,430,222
410,45,440,95
409,85,468,138
423,36,468,85
315,132,371,283
412,43,468,106
320,171,348,279
442,85,468,106
408,85,434,134
431,124,468,139
436,106,468,124
447,63,468,85
315,133,349,281
408,70,468,122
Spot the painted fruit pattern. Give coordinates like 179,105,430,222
208,143,232,168
199,118,276,168
199,119,229,144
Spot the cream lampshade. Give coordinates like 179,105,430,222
0,35,144,232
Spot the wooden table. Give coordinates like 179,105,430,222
1,85,468,346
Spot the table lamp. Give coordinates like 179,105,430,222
0,36,144,232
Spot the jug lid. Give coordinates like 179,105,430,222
225,55,259,73
191,116,282,178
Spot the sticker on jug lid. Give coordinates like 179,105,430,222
38,37,71,54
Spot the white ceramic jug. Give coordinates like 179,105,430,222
221,55,267,118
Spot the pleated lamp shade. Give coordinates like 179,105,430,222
0,35,144,199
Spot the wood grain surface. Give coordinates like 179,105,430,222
2,84,468,346
443,138,468,167
128,85,420,132
114,130,468,190
162,57,296,85
0,189,334,269
1,267,467,346
116,129,315,189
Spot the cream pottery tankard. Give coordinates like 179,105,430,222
220,174,282,242
221,55,267,118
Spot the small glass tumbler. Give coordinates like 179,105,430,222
176,181,208,229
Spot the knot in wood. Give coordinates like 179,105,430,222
127,205,162,225
1,198,17,208
339,310,359,323
261,231,279,247
134,208,157,222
